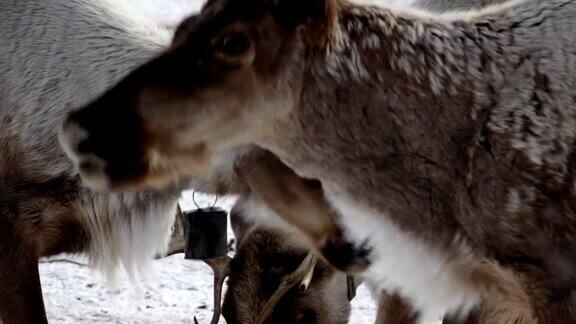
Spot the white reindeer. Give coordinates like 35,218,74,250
0,0,184,322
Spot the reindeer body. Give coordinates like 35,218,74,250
260,0,576,320
0,0,184,322
60,0,576,322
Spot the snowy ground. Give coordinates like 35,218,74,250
39,0,378,323
41,192,377,323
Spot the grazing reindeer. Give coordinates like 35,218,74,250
167,196,358,324
166,147,364,324
166,165,359,324
0,0,188,322
62,0,576,322
209,198,357,324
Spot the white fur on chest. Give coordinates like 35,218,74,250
327,193,479,320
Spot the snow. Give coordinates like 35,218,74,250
42,189,377,323
41,191,377,323
41,255,219,323
41,251,377,323
39,1,378,322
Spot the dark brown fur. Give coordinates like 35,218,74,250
223,198,353,324
0,177,88,323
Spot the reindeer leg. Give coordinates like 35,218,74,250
237,152,370,273
0,209,47,324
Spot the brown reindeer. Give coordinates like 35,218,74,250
168,195,359,324
224,198,358,324
184,2,513,323
1,0,362,323
61,0,576,322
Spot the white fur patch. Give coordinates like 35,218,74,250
76,192,178,288
327,192,480,319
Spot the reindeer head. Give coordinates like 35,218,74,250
60,0,340,190
188,203,357,324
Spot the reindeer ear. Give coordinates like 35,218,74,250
272,0,339,31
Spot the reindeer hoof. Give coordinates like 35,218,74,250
321,238,371,273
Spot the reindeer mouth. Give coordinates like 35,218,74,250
59,107,157,191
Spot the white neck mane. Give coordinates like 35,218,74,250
0,0,179,285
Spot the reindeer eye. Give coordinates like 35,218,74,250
217,33,250,56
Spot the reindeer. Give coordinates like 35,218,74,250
168,197,361,324
165,145,369,324
0,0,188,322
0,3,362,324
61,0,576,322
165,155,361,324
0,1,370,323
210,197,358,324
0,0,370,323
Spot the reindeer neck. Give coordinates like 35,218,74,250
259,0,576,283
271,4,503,180
261,0,576,242
322,4,484,98
260,1,535,231
272,0,576,181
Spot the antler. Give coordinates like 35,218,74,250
203,255,232,324
255,253,318,324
